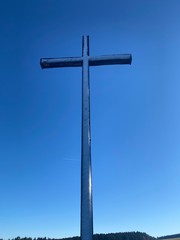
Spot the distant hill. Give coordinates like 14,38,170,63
10,231,156,240
158,234,180,240
6,230,180,240
93,232,156,240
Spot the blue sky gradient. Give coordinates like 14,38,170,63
0,0,180,238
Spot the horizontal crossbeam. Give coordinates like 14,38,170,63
40,54,132,69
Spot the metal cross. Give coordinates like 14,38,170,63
40,35,132,240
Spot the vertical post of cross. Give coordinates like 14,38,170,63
81,35,93,240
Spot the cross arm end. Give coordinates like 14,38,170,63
40,57,83,69
89,54,132,66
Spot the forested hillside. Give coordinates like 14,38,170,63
4,231,156,240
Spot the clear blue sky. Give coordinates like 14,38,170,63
0,0,180,239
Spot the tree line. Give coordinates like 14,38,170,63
2,231,156,240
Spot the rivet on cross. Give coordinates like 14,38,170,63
40,35,132,240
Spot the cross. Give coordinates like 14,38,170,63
40,36,132,240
